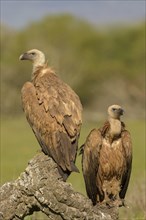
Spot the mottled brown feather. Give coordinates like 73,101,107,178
21,66,82,180
120,130,132,199
81,129,102,205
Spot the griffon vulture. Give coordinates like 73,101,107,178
19,49,82,181
80,104,132,206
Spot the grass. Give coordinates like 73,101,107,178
0,116,145,219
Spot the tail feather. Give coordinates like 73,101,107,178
70,161,79,173
79,144,84,155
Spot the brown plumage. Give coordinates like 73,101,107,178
80,105,132,206
19,49,82,180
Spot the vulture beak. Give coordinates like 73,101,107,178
19,52,29,60
119,108,124,115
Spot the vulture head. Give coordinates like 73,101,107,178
108,104,124,120
19,49,46,72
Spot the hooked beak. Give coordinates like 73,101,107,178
19,52,29,60
119,108,124,115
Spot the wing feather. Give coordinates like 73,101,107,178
81,129,102,205
35,72,82,128
21,70,82,175
120,130,132,199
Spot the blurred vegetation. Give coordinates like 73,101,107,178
0,14,145,219
0,14,145,118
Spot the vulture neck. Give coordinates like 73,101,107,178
31,64,46,81
31,63,54,82
32,55,46,75
108,118,122,138
32,63,45,75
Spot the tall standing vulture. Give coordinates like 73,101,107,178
80,104,132,206
19,49,82,181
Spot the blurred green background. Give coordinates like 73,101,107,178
1,14,145,219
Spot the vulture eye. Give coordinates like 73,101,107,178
112,108,116,111
31,52,36,55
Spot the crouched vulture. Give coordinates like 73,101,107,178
80,105,132,206
19,49,82,181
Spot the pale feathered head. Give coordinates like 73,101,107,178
19,49,46,71
108,104,124,119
